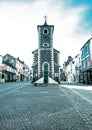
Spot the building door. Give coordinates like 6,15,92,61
44,63,48,83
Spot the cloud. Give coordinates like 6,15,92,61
0,0,92,68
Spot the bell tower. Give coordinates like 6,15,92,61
37,16,54,79
32,16,60,84
37,16,54,49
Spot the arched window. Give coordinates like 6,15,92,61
42,43,49,47
43,28,49,35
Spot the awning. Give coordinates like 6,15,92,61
81,65,92,72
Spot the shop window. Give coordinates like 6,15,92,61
2,74,4,79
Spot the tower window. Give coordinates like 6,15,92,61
43,28,48,35
44,29,47,34
42,43,49,47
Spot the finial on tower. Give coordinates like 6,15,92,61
44,15,48,24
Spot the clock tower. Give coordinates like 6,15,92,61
37,16,54,49
32,16,60,84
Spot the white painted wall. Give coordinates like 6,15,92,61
34,77,43,84
49,77,58,84
34,76,58,84
0,55,3,65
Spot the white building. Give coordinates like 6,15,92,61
16,57,30,81
64,54,81,83
0,55,5,83
66,60,74,82
0,54,31,83
16,57,24,81
23,63,30,81
4,64,16,82
3,54,16,82
72,54,81,82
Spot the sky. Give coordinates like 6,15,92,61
0,0,92,68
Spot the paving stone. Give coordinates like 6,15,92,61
0,81,92,130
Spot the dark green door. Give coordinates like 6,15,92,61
44,63,48,83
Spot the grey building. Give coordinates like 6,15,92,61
79,37,92,84
0,55,5,83
32,17,60,84
3,54,16,82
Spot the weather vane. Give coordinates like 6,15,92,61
44,15,48,23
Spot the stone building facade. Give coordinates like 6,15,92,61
0,55,5,83
79,37,92,84
32,17,60,84
3,54,16,82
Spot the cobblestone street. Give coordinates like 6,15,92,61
0,81,92,130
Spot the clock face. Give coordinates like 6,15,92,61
43,28,49,35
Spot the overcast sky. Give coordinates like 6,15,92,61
0,0,92,68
